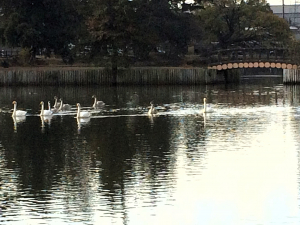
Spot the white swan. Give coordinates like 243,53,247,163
92,95,105,109
58,98,71,111
127,92,139,108
202,98,214,113
76,103,91,118
53,96,61,109
48,101,58,113
148,101,157,115
12,101,27,117
132,92,139,103
40,101,53,116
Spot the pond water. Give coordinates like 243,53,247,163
1,76,300,225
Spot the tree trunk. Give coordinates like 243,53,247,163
29,46,37,65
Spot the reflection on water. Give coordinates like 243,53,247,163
1,78,300,224
77,117,91,133
12,116,26,132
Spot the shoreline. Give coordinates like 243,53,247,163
0,67,226,86
0,65,198,70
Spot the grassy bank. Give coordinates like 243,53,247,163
0,52,207,69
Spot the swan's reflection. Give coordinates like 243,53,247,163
77,117,91,133
13,116,26,123
40,115,53,125
40,115,53,133
148,114,158,124
203,109,214,128
12,116,26,132
203,112,207,128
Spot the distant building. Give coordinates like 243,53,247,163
270,5,300,26
270,5,300,39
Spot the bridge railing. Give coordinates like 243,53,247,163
207,48,294,66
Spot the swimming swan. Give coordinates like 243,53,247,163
12,101,27,117
76,103,91,118
202,98,213,113
92,95,105,109
58,98,71,111
48,101,59,113
148,101,157,115
127,92,139,108
40,101,53,116
48,101,57,113
53,96,61,109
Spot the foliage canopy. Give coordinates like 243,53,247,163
0,0,296,65
195,0,292,50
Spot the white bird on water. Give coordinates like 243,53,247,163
58,98,71,111
76,103,91,118
53,96,61,109
40,101,53,116
202,98,214,113
148,101,157,115
127,92,139,108
92,95,105,109
12,101,27,117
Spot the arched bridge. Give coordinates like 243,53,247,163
207,48,299,70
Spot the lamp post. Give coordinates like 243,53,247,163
283,0,285,19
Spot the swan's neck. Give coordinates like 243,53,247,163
54,98,57,107
48,102,51,110
58,100,63,110
41,103,44,114
77,106,80,117
203,101,207,112
12,104,17,116
149,104,154,114
93,98,97,107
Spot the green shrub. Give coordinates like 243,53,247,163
19,48,31,66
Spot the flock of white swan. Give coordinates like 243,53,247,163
147,97,213,115
11,96,213,121
12,95,107,119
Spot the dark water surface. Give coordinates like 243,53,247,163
1,77,300,225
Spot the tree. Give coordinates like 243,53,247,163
1,0,82,63
87,0,134,84
196,0,292,49
87,0,194,63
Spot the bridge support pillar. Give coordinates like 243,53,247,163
217,69,241,84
